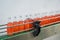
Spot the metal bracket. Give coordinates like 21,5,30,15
32,21,41,37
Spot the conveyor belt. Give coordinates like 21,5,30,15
0,23,60,40
0,14,60,40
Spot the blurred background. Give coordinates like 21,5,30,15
0,0,60,40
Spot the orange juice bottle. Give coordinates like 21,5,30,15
34,17,41,21
13,21,18,33
24,18,33,30
7,22,13,35
18,21,24,32
33,17,43,27
54,14,60,21
45,16,54,24
28,19,33,28
40,16,50,26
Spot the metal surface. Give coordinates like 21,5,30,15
44,34,60,40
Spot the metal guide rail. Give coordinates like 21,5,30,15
0,14,60,40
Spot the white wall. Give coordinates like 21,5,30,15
0,0,60,25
